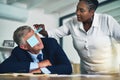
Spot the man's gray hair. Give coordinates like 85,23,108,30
13,25,32,46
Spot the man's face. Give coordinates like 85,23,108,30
76,1,94,22
23,30,44,53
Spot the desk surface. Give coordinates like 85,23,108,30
0,73,120,80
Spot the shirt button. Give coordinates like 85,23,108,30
85,41,87,43
84,45,88,50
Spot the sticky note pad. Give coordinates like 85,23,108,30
27,35,39,47
35,27,42,33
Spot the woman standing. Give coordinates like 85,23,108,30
34,0,120,74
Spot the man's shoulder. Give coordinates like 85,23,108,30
12,46,27,54
41,38,59,46
41,37,57,42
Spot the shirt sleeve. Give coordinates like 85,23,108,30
108,15,120,42
30,62,39,70
30,62,51,74
40,67,51,74
47,22,71,39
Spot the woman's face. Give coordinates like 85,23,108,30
76,1,94,22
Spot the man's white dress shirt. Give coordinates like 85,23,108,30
28,51,51,74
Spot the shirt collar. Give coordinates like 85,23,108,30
28,50,43,60
78,13,99,31
92,13,99,28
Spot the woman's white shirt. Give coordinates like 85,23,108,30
48,13,120,73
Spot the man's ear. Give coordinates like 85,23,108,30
20,45,28,50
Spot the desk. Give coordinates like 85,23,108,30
0,73,120,80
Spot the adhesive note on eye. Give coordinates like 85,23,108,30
35,27,42,33
27,35,39,47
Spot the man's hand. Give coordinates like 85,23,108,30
30,68,41,73
38,59,52,68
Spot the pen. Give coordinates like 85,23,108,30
35,27,42,33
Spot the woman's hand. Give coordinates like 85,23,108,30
33,24,48,37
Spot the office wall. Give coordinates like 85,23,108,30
0,9,59,46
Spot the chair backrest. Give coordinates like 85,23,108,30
0,52,6,63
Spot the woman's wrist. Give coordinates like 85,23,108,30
39,30,48,37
